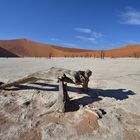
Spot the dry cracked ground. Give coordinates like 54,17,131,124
0,58,140,140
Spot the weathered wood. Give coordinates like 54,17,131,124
39,75,70,116
0,67,92,116
74,69,92,88
0,67,92,89
55,76,70,112
0,76,39,89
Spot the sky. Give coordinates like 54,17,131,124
0,0,140,50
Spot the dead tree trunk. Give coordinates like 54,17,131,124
55,76,70,112
40,75,70,116
100,50,105,59
0,76,39,89
82,79,89,89
0,67,92,90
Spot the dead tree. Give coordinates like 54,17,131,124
0,67,92,90
133,52,139,59
0,68,92,115
55,75,70,112
40,75,70,115
48,52,52,59
100,50,105,59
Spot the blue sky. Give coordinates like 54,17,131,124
0,0,140,50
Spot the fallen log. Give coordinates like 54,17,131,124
0,67,92,89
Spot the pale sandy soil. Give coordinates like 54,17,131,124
0,58,140,140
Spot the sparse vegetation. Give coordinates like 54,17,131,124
133,52,139,59
100,50,105,59
48,52,52,59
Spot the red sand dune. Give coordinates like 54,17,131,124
0,47,19,57
0,38,140,57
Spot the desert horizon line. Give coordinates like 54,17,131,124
0,38,140,58
0,37,140,51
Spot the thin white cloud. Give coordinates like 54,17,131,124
74,27,92,34
75,27,102,37
75,35,96,43
50,38,60,41
74,27,102,43
120,7,140,25
91,31,102,38
63,43,76,47
50,38,77,48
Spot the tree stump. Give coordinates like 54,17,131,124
55,75,70,113
40,75,70,116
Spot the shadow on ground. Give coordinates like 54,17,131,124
3,81,135,112
66,87,135,112
14,83,59,91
